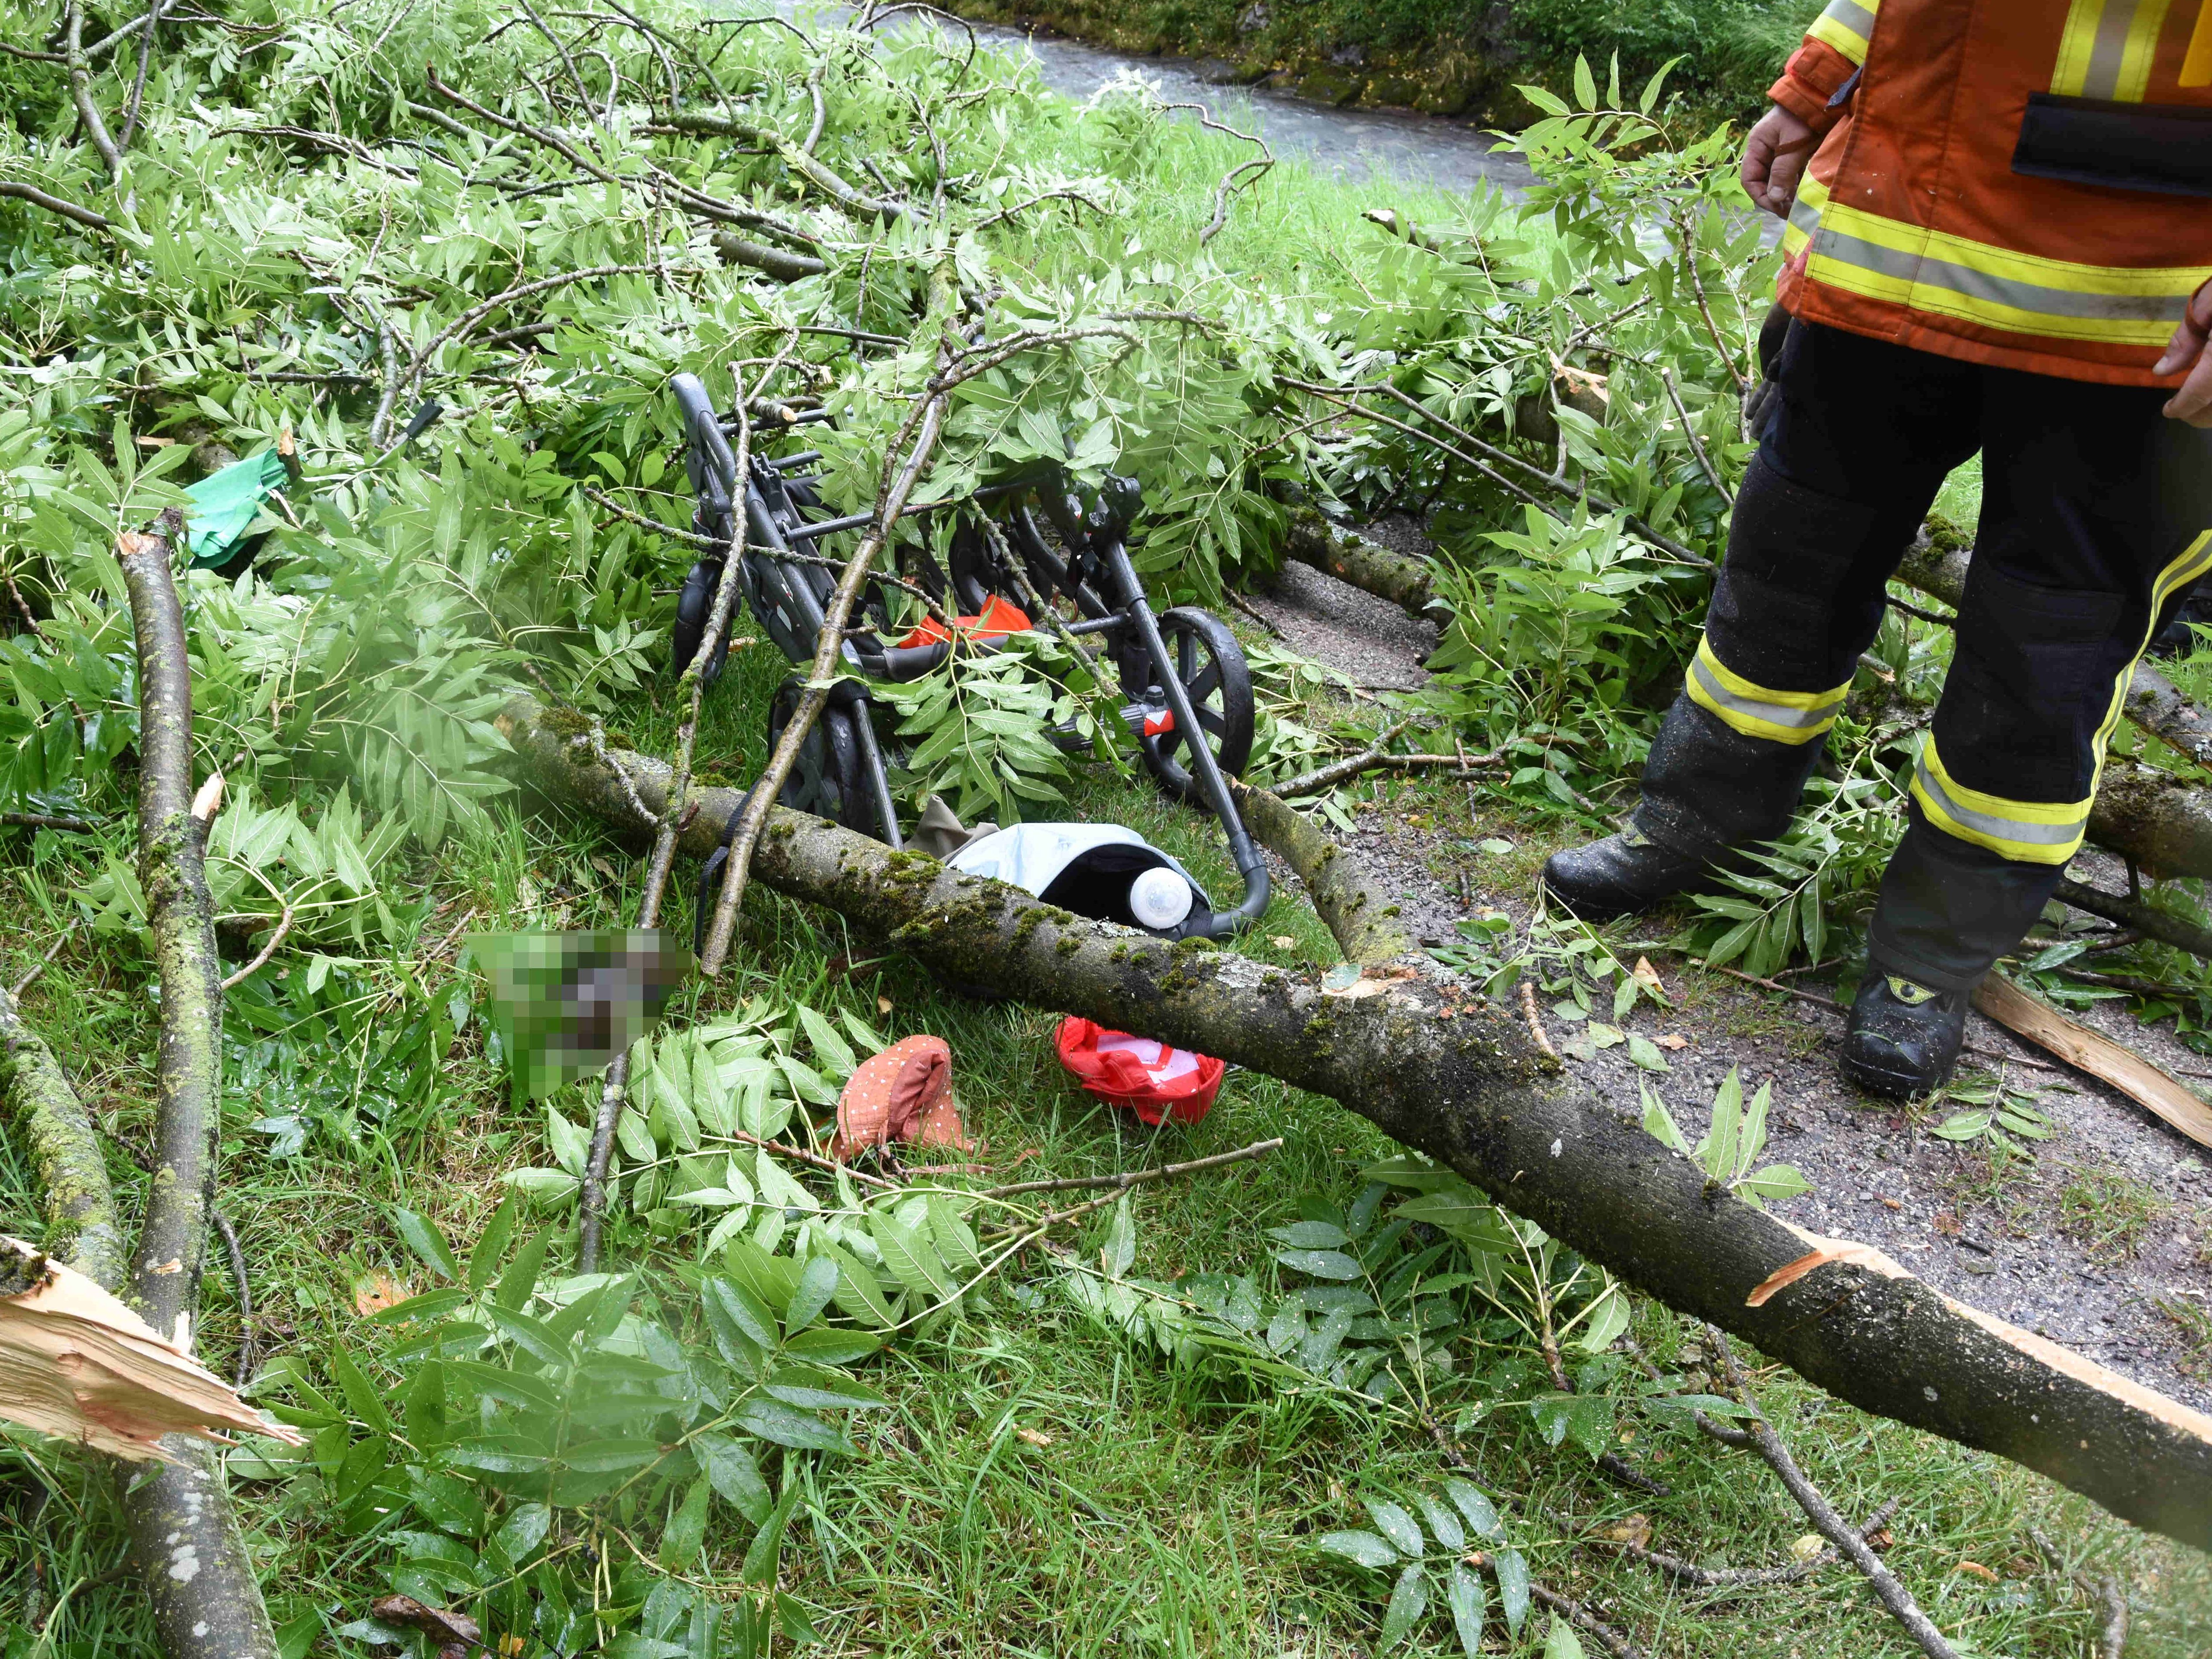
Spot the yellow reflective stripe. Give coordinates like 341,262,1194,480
2184,0,2212,83
2088,529,2212,783
1684,638,1850,746
1781,174,1830,262
1912,739,2091,863
1915,530,2212,865
1806,201,2209,346
2053,0,2176,101
1807,0,1879,62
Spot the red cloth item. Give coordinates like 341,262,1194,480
896,594,1032,650
831,1035,972,1158
1054,1017,1224,1125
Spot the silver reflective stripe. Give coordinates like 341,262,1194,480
1912,757,2084,849
2082,0,2159,100
1821,0,1878,40
1788,191,1824,246
1689,656,1838,733
1813,227,2194,324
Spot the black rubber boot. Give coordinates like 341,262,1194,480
1839,972,1968,1097
1541,824,1725,921
1841,809,2065,1097
1543,698,1826,921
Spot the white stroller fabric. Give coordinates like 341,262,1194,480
945,822,1210,907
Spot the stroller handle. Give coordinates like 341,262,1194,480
1100,541,1270,940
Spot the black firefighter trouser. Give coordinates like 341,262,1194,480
1633,320,2212,991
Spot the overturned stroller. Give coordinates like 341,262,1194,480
668,372,1269,942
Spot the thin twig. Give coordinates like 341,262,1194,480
978,1138,1283,1200
1703,1329,1958,1659
219,902,293,991
10,919,80,999
2,810,99,833
718,1125,902,1192
1524,1581,1645,1659
211,1209,255,1387
404,262,673,388
1660,366,1732,505
1270,727,1511,798
1672,204,1750,396
116,0,169,149
1597,1497,1899,1592
1282,378,1711,569
697,333,957,974
578,338,798,1269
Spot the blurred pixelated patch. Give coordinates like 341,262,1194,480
464,930,688,1100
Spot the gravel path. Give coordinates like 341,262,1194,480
1256,555,2212,1414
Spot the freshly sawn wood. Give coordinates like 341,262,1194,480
502,694,2212,1550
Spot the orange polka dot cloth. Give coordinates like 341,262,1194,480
830,1035,973,1159
1054,1017,1224,1126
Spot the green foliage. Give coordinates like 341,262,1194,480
1640,1066,1810,1206
252,1210,882,1654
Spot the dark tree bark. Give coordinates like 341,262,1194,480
116,523,280,1659
501,692,2212,1550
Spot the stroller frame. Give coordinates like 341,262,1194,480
669,372,1270,941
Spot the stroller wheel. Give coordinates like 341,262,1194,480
1127,607,1254,804
767,680,880,839
671,558,733,684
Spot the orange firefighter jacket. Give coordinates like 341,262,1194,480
1770,0,2212,385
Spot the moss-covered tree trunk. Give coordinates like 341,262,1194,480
502,692,2212,1550
116,523,279,1659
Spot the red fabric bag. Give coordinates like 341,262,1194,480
1054,1017,1224,1125
895,594,1031,650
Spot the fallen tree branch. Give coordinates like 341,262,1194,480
711,231,827,282
65,1,126,192
580,341,793,1269
1227,779,1412,964
499,695,2212,1548
0,179,114,230
1703,1331,1957,1659
117,514,281,1659
0,985,127,1292
653,110,907,220
696,356,951,974
2056,873,2212,962
1280,504,1436,616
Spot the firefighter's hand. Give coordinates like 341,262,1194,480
2155,281,2212,427
1741,105,1816,218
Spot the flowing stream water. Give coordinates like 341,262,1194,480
955,21,1538,196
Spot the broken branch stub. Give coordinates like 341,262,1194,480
501,695,2212,1549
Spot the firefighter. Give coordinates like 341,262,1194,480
1543,0,2212,1096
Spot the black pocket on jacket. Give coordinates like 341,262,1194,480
2013,92,2212,198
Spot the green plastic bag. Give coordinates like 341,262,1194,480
182,449,289,567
